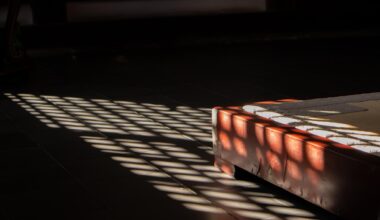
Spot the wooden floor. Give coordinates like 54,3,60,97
0,41,379,220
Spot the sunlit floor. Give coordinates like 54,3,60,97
2,43,378,220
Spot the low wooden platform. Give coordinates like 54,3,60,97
213,94,380,220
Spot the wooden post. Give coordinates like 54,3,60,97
4,0,22,61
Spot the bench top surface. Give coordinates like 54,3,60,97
243,92,380,157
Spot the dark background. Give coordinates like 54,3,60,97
1,1,380,101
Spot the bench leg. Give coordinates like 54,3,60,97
214,156,235,176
